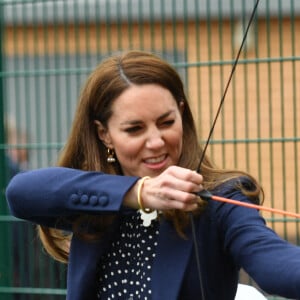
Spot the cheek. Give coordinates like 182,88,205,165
114,138,143,160
168,128,183,152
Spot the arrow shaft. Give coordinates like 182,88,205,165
211,195,300,219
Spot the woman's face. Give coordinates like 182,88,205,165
97,84,184,177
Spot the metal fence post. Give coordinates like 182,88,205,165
0,1,7,200
0,2,12,299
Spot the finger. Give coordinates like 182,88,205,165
161,188,200,208
163,176,203,194
183,203,199,212
168,166,203,184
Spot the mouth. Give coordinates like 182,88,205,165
143,154,167,165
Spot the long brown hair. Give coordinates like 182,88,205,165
38,50,263,263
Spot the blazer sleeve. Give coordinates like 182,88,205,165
6,167,139,229
213,181,300,299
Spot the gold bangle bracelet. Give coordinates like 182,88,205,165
137,176,153,214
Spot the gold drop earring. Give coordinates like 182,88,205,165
107,148,116,163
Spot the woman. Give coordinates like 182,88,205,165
6,51,300,299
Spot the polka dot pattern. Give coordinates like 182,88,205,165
97,211,159,299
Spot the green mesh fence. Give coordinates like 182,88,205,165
0,0,299,299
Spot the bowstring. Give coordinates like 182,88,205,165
190,1,260,298
197,0,260,173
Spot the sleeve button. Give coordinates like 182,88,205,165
70,194,80,204
98,195,109,206
90,195,99,206
80,194,89,204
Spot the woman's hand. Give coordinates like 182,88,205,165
125,166,204,212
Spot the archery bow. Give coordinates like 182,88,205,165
190,1,261,298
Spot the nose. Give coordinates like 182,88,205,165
145,127,165,149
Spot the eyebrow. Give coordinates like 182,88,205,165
120,110,175,126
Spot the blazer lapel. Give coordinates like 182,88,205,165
151,218,194,300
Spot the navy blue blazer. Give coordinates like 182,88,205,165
6,167,300,299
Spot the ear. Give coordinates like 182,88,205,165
94,120,113,148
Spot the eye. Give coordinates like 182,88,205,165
124,126,143,133
161,119,175,127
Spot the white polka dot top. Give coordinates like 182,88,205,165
97,210,159,300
